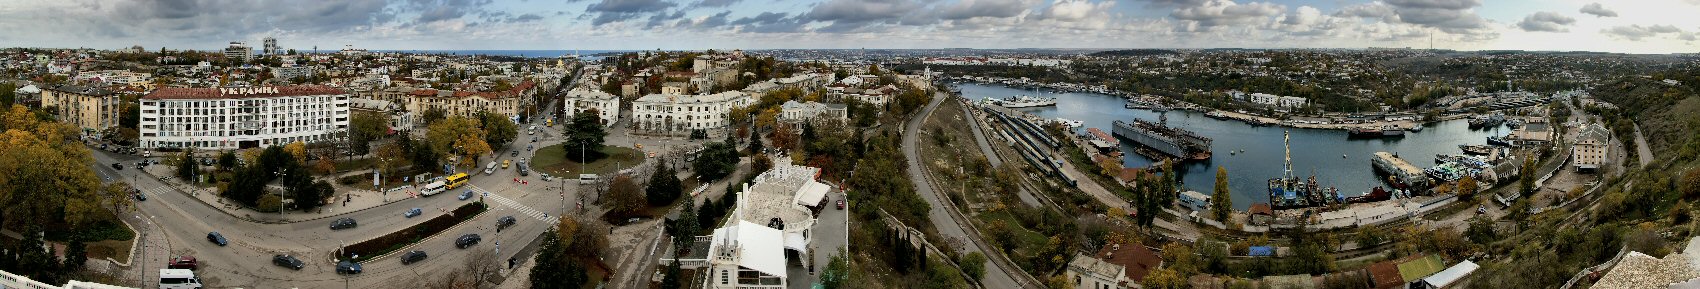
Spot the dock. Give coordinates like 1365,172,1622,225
1371,152,1428,189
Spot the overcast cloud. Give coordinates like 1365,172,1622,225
0,0,1695,53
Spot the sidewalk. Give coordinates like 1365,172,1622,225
139,164,417,224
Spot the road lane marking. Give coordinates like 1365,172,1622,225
469,185,552,222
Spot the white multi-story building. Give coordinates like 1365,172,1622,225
778,100,846,128
223,42,253,63
139,86,350,150
562,88,620,127
631,91,751,136
272,65,315,81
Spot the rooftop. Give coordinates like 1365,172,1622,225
143,85,346,100
736,161,825,229
1095,243,1163,283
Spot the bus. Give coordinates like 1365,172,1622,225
159,269,204,289
422,180,446,196
445,173,470,190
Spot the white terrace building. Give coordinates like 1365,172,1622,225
631,91,751,136
140,86,350,150
562,88,620,127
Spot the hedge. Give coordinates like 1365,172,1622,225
339,201,487,262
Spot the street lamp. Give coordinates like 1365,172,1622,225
274,171,284,216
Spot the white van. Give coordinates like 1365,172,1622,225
158,269,203,289
421,180,446,196
485,161,497,175
578,174,599,185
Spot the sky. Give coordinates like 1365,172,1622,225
0,0,1697,54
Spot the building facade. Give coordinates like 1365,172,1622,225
1574,123,1610,172
778,100,847,129
40,84,121,134
223,42,253,62
139,86,350,150
401,81,534,126
631,91,751,136
562,88,620,127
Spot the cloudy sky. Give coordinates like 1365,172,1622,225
1,0,1697,54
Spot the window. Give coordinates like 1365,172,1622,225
721,270,729,285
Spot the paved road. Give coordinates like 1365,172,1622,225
1632,123,1653,167
902,92,1028,289
960,98,1004,168
89,71,592,288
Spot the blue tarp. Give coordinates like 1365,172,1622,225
1248,246,1275,257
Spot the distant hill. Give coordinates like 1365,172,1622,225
1089,49,1179,57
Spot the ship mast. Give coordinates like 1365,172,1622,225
1283,130,1293,181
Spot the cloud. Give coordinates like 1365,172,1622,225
1170,0,1285,30
1601,24,1684,41
729,12,808,33
939,0,1034,20
801,0,934,32
508,13,545,23
695,0,740,8
1335,2,1394,19
1380,0,1492,35
585,0,680,25
1516,11,1574,32
1579,3,1616,17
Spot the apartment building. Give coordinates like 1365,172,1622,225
139,86,350,150
402,81,534,126
1574,123,1610,173
631,91,751,136
40,84,122,134
223,42,253,63
562,88,620,127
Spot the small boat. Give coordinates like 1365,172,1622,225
1459,145,1495,156
1206,111,1231,120
1342,154,1347,158
1151,105,1170,112
992,95,1058,108
1486,135,1512,146
1409,125,1424,132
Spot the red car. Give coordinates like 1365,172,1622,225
167,256,197,270
836,199,845,210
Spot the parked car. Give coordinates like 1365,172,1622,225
167,256,198,270
330,218,358,230
510,150,519,157
837,199,845,210
400,250,428,265
456,234,481,249
458,190,474,201
404,208,423,218
111,163,123,170
206,232,228,246
335,261,362,274
134,191,147,201
496,216,517,230
272,255,304,270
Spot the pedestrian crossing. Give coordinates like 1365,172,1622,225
141,186,172,198
477,188,552,222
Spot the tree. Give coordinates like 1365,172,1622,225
960,251,987,282
98,182,134,213
1160,242,1200,277
660,259,683,289
284,141,308,165
1682,167,1700,199
647,159,682,207
295,180,332,212
0,82,14,106
464,248,502,287
1458,175,1480,200
1143,268,1186,289
562,109,607,162
822,248,851,289
770,123,799,151
606,175,645,217
62,240,86,270
402,136,441,174
693,140,739,181
217,151,237,172
675,197,700,253
427,116,492,165
1521,155,1536,196
175,147,199,181
348,112,389,155
478,111,518,150
1465,217,1497,244
1212,166,1232,223
422,107,447,125
530,228,588,289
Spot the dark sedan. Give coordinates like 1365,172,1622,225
272,255,304,270
336,260,363,274
456,234,481,249
400,250,428,265
330,218,358,230
206,232,228,246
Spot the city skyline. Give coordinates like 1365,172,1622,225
2,0,1698,54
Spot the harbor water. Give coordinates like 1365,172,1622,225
956,83,1510,210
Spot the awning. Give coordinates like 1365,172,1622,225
793,181,831,207
785,232,808,253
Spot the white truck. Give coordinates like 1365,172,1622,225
158,269,204,289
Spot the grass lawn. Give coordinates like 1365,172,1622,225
532,144,645,177
87,239,133,263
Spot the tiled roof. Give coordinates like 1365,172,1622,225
1097,243,1163,283
142,85,346,100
